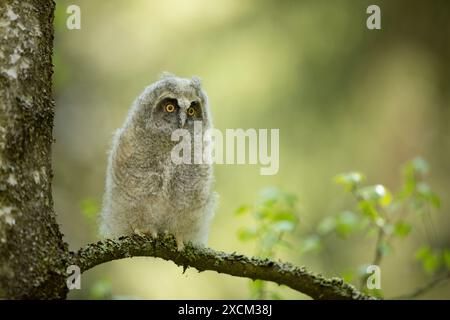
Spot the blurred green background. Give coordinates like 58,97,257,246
52,0,450,299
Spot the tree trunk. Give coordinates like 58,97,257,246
0,0,69,299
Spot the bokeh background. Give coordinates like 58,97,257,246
52,0,450,299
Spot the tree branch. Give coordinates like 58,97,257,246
71,234,375,300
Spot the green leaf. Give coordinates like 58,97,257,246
379,189,393,207
357,185,392,207
367,288,384,298
415,245,432,260
285,194,298,207
235,205,252,216
341,270,354,283
334,172,365,191
403,157,429,179
299,234,322,254
89,279,112,300
399,177,416,199
270,292,283,300
358,200,379,221
428,193,441,209
271,211,297,223
400,158,428,198
416,182,441,208
250,279,264,290
81,198,99,221
423,254,441,274
237,227,258,241
443,249,450,270
255,207,275,220
249,279,265,298
273,221,295,233
410,157,429,175
415,245,441,275
335,211,360,237
393,221,412,238
236,188,301,298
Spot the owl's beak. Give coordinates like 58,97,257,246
179,112,187,128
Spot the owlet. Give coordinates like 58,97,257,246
99,74,217,249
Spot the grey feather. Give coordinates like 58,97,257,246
99,74,217,249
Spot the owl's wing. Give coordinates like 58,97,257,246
110,128,164,198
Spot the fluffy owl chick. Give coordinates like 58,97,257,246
99,74,217,249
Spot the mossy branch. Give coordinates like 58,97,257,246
71,234,375,300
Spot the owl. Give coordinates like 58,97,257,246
99,73,217,249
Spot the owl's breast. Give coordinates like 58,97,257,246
166,163,213,210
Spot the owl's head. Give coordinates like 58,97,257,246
133,73,211,136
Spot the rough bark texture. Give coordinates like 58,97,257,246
0,0,371,300
0,0,69,299
73,234,373,300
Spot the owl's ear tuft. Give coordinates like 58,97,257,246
191,76,202,89
160,71,177,80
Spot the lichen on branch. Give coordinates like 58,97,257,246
72,234,374,300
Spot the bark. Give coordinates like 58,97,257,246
73,234,373,300
0,0,372,300
0,0,69,299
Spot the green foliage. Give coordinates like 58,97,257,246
81,198,99,222
331,157,440,240
236,187,299,298
399,157,440,210
330,157,444,294
299,234,321,255
334,172,365,192
415,246,450,275
443,250,450,270
89,279,113,300
393,221,412,238
317,210,367,240
235,187,298,258
341,269,355,283
236,157,448,299
81,198,100,235
80,198,100,235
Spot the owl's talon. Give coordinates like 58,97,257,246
133,228,145,237
162,230,169,240
175,237,185,251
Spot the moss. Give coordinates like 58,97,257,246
72,234,376,300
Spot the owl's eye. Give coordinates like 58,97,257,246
165,104,175,113
187,107,195,116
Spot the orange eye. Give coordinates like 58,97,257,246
165,104,175,113
187,107,195,116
